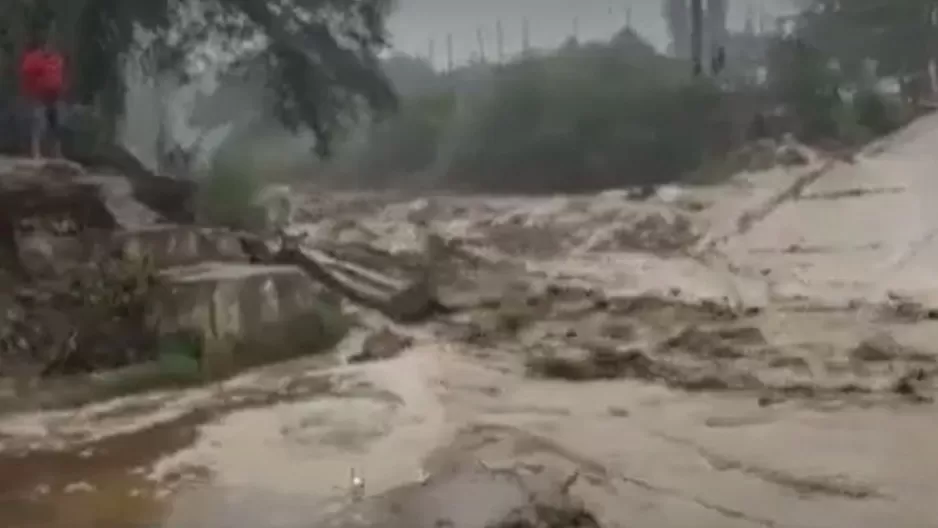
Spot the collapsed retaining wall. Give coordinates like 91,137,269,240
0,158,350,407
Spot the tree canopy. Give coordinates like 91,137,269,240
0,0,398,155
793,0,936,81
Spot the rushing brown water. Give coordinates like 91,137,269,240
8,121,938,527
0,415,196,527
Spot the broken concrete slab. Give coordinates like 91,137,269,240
289,247,444,322
150,262,348,379
76,174,162,228
13,226,248,279
236,232,447,323
114,225,247,268
0,172,118,230
0,154,193,230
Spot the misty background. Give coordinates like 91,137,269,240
119,1,796,170
387,0,796,66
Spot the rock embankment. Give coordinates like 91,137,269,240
0,158,351,405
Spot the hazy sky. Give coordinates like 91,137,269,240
387,0,799,68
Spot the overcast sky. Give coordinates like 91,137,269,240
386,0,800,68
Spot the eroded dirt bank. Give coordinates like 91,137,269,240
4,125,938,527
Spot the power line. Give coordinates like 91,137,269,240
522,17,530,54
496,20,504,61
446,33,453,72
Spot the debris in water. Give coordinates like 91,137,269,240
348,327,413,364
894,368,934,403
350,467,365,502
63,481,95,493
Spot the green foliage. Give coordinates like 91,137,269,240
765,6,912,146
382,53,442,96
157,332,202,382
333,34,731,192
308,298,354,354
853,90,897,136
766,37,841,141
447,46,720,191
194,152,266,231
828,102,872,147
352,93,457,186
796,1,933,81
0,0,397,152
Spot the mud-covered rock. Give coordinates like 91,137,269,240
659,325,761,359
488,502,600,528
526,346,661,382
849,334,934,364
348,328,413,364
314,463,602,528
776,144,809,166
580,211,699,254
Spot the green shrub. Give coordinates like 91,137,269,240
322,33,735,192
765,36,843,142
353,93,456,185
831,102,874,146
194,152,266,230
853,90,897,136
448,47,722,191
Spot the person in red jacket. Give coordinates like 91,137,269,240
20,29,65,160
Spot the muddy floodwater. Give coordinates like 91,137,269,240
7,119,938,527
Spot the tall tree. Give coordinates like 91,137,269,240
794,0,936,83
0,0,398,155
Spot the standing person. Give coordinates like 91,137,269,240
20,28,65,160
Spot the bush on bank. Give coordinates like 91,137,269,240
324,30,912,192
330,34,731,192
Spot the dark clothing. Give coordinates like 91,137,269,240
28,99,63,138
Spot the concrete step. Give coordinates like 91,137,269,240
150,262,348,379
16,225,249,277
114,225,247,268
76,173,161,229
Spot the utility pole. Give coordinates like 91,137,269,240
744,2,755,35
626,3,633,30
522,17,530,54
572,16,579,42
758,1,767,34
690,0,703,76
446,33,453,73
496,20,504,62
476,27,486,63
929,3,938,96
428,38,435,69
